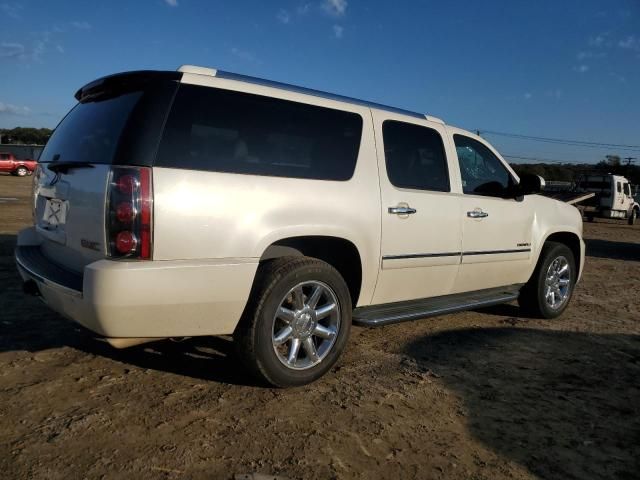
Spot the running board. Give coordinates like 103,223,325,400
353,286,521,327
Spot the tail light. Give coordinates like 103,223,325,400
106,166,153,259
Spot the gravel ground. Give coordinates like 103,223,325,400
1,174,639,479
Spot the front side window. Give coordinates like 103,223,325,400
454,135,514,197
624,183,630,195
382,120,450,192
156,85,363,181
0,154,8,160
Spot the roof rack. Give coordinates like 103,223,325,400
178,65,443,123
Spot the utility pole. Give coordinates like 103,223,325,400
475,129,481,137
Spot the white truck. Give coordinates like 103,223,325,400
16,66,585,386
577,174,639,225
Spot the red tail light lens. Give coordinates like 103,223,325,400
115,230,138,254
106,166,153,260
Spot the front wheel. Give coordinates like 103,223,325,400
518,242,576,319
15,167,28,177
234,257,352,387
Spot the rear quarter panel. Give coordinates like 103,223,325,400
152,85,381,306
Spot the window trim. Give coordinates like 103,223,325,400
381,119,451,193
453,133,517,199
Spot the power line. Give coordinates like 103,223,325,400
479,129,640,152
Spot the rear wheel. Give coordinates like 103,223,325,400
518,242,576,319
234,257,352,387
15,167,28,177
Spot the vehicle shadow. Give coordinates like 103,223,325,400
585,238,640,262
0,233,261,387
404,327,640,480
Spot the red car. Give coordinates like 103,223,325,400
0,152,37,176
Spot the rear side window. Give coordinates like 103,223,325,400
617,182,622,193
382,120,450,192
156,85,363,180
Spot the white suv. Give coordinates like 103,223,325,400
16,65,585,386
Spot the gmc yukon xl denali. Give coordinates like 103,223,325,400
16,66,585,386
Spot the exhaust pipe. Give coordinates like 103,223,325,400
23,280,41,297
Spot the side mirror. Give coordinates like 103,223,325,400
516,174,545,196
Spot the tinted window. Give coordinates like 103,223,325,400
382,120,449,192
39,92,142,164
454,135,514,196
617,182,622,193
623,183,630,195
0,154,8,160
156,85,363,180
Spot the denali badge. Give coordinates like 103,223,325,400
81,239,101,252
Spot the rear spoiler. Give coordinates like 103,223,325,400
74,70,182,103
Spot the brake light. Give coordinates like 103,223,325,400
106,166,153,259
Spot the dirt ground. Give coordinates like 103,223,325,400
1,173,639,480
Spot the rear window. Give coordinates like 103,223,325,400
155,85,363,181
39,92,142,164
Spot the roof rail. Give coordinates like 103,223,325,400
177,65,441,122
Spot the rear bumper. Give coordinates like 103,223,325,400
15,232,258,338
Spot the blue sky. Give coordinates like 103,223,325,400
0,0,638,163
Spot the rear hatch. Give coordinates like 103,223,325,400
33,71,179,274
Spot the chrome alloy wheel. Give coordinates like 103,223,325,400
272,280,340,370
544,255,571,310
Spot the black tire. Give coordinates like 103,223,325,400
234,256,352,387
518,241,576,319
629,209,637,226
15,167,28,177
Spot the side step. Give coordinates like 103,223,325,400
353,286,521,327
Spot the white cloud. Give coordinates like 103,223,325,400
230,47,261,65
71,21,91,30
545,89,563,100
56,44,64,53
0,42,25,58
523,92,532,100
323,0,347,16
574,64,589,73
577,50,606,60
333,25,344,38
165,0,178,6
618,35,639,50
297,3,312,15
0,102,30,116
0,2,22,19
276,9,290,24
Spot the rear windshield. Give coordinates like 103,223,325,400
155,84,363,181
39,92,142,164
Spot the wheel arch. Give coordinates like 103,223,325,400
259,235,363,307
538,231,583,279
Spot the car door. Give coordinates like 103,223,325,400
371,111,463,305
448,131,535,294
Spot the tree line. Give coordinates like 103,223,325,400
0,127,53,145
511,156,640,185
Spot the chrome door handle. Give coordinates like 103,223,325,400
388,206,417,215
467,210,488,218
